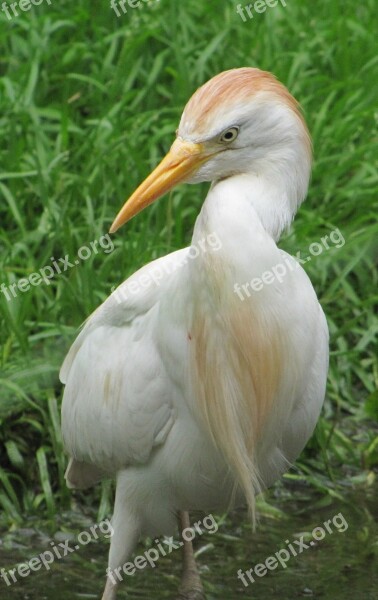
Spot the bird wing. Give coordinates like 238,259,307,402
60,248,189,485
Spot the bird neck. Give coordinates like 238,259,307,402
191,167,302,265
189,175,293,314
209,167,305,243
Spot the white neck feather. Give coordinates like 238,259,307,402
209,139,311,242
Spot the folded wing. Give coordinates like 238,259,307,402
60,249,189,487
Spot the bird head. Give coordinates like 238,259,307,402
110,68,311,233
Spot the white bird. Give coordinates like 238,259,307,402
60,67,329,600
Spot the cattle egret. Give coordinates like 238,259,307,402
60,67,329,600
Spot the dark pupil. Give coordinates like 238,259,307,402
224,131,233,139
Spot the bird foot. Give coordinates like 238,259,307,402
176,588,206,600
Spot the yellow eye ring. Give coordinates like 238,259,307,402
219,126,239,143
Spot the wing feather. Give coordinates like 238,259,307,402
60,249,189,483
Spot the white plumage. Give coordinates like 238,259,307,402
60,68,329,600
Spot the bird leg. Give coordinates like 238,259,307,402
102,576,118,600
101,475,141,600
176,511,206,600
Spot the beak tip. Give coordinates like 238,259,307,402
109,139,205,235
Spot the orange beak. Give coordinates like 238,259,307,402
109,138,209,233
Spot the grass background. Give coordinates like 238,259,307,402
0,0,377,527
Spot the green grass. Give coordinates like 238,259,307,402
0,0,377,525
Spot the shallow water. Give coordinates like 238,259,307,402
1,481,377,599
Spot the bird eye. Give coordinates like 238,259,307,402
219,127,239,143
